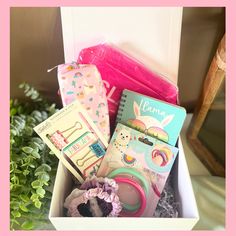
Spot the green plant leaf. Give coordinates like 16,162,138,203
14,169,22,174
14,116,24,123
17,105,24,114
34,200,42,209
11,210,21,218
31,110,42,118
23,169,30,176
49,150,54,155
22,146,33,154
19,82,28,90
36,187,46,198
21,220,34,230
29,164,36,168
10,83,58,230
31,151,41,159
11,175,19,184
10,108,17,116
25,88,33,97
31,141,42,150
10,139,15,145
19,194,30,203
10,129,17,136
34,171,45,176
27,116,36,123
25,126,33,136
31,92,39,100
38,172,50,183
31,180,42,189
30,193,39,201
11,218,20,226
35,164,51,173
41,111,48,120
19,204,29,212
31,137,43,143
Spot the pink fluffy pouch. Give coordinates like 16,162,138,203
57,62,110,141
78,43,179,130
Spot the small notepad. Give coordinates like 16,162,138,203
116,90,186,146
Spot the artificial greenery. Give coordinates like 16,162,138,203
10,83,58,230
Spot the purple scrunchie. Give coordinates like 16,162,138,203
64,176,122,217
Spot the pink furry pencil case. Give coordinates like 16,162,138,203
57,63,110,141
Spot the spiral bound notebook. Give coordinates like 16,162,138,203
116,89,186,146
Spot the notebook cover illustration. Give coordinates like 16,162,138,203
116,89,186,146
98,123,179,216
34,100,108,182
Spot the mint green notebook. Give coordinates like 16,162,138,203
116,89,186,146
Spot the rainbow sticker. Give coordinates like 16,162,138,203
122,154,136,165
151,147,173,167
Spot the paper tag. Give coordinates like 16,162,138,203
62,132,96,158
90,142,106,158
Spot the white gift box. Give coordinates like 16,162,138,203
49,139,199,230
48,7,199,230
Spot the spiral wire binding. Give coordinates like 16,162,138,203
116,93,127,123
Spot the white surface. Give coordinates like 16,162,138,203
180,114,211,176
191,176,225,230
60,7,183,85
49,138,199,231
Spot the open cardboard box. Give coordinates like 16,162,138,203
49,138,199,230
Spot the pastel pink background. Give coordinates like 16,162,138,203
1,0,235,235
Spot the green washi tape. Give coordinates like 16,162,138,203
108,167,149,212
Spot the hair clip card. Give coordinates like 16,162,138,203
34,100,108,182
98,123,179,216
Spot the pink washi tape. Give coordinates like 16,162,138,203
114,177,146,217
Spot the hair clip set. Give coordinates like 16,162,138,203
47,121,83,150
47,118,106,179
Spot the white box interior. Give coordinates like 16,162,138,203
50,7,199,230
49,139,199,230
60,7,183,85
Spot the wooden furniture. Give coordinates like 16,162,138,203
187,35,225,177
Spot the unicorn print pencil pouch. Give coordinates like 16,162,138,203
57,62,110,141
